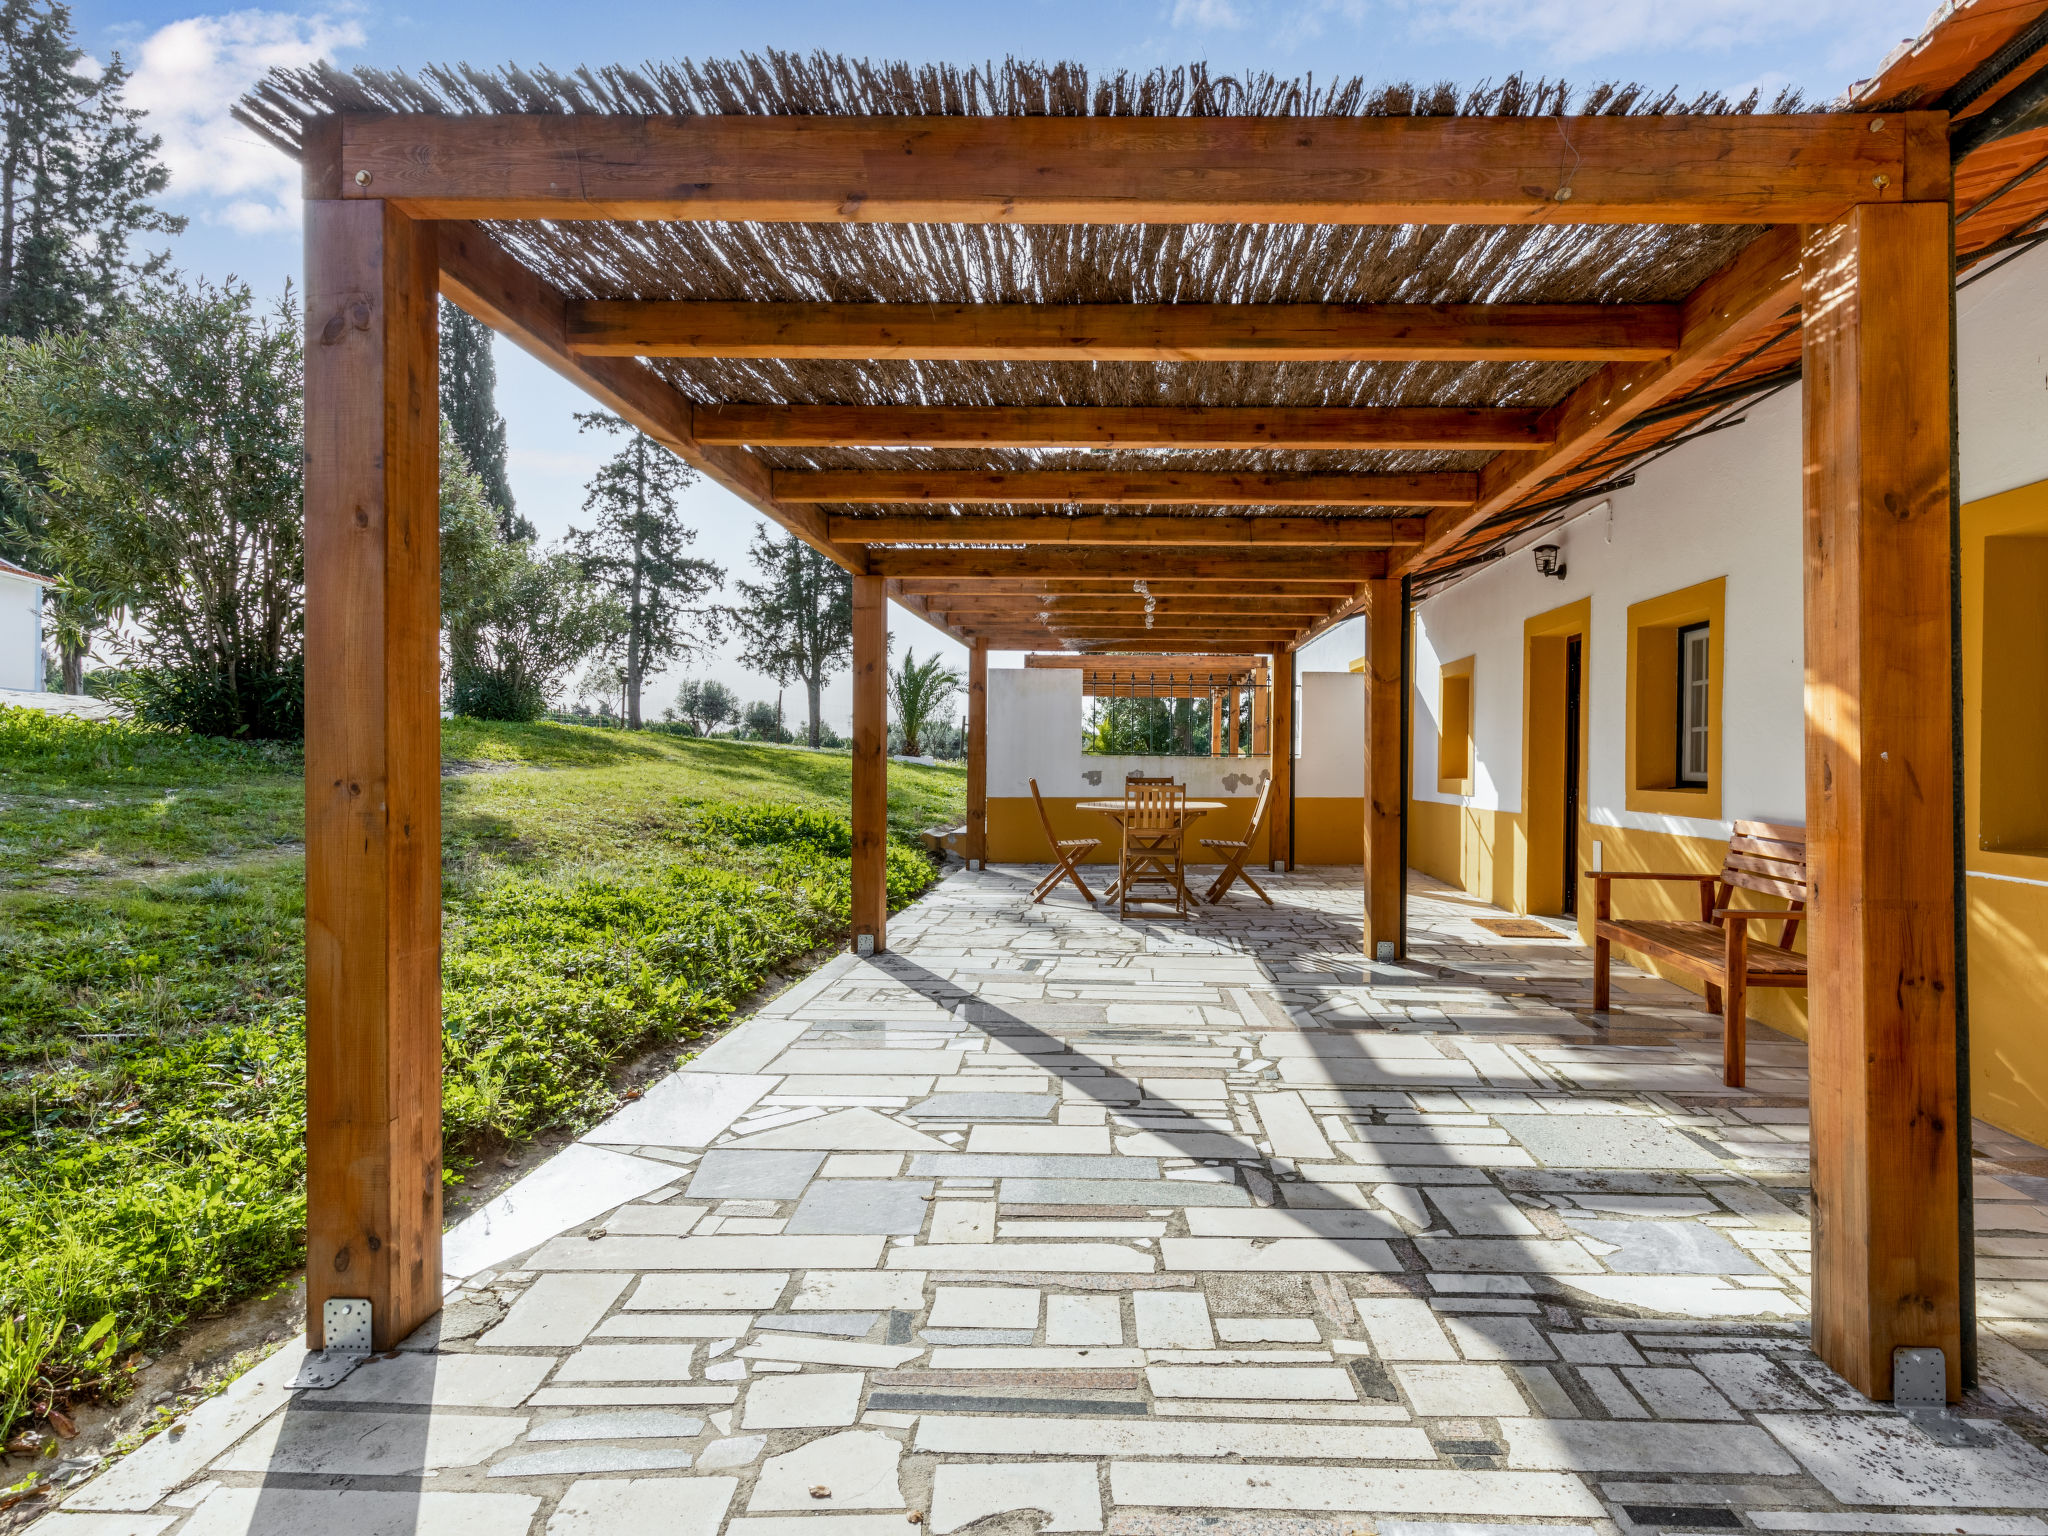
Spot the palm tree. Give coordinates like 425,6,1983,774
890,648,963,758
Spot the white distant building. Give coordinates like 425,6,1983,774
0,557,51,694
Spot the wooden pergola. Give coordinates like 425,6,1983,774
249,12,2048,1400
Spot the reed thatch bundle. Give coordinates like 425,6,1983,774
238,54,1807,515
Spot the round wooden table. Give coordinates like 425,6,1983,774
1077,799,1226,906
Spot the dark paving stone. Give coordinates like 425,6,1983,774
1620,1507,1744,1531
783,1179,934,1236
685,1150,825,1199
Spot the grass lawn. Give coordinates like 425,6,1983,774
0,707,964,1441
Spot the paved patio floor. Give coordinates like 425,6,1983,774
51,866,2048,1535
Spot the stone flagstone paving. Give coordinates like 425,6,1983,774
46,866,2048,1535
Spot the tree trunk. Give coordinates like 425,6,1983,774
806,675,823,748
60,639,84,695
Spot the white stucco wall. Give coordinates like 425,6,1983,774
986,665,1268,798
0,572,43,694
1410,240,2048,842
1298,671,1364,798
1959,242,2048,504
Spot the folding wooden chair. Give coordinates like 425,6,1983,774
1028,778,1099,904
1117,779,1189,920
1202,775,1276,906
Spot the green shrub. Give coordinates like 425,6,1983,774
109,657,305,741
449,661,546,723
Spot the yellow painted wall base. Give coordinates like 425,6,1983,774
1968,875,2048,1150
1409,799,1522,912
990,796,1267,866
1291,797,1363,866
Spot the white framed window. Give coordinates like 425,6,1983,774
1677,621,1710,786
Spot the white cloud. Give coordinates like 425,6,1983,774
123,9,365,234
1170,0,1249,30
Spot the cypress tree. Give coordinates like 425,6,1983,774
439,300,530,541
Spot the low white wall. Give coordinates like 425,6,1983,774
988,667,1083,796
988,666,1271,797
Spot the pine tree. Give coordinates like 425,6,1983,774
721,528,853,748
569,412,723,729
0,0,182,684
439,300,529,540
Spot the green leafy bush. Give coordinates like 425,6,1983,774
108,657,305,741
449,661,547,723
697,801,854,855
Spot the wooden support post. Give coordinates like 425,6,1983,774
1269,648,1294,870
966,640,988,866
1251,660,1271,756
1363,577,1405,959
1209,690,1224,755
1801,200,1962,1402
851,574,889,952
303,199,443,1350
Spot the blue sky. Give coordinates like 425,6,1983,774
70,0,1936,726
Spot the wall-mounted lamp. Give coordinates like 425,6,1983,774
1533,543,1567,580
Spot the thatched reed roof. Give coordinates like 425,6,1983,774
237,57,1797,497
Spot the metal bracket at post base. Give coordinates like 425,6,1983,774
291,1298,374,1390
855,933,876,957
1893,1346,1989,1445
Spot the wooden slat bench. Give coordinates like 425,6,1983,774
1589,819,1808,1088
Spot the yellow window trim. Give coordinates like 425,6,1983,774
1625,576,1725,821
1437,655,1475,795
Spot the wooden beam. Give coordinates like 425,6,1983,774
1028,612,1309,632
939,595,1340,616
303,200,443,1351
1396,224,1811,576
339,112,1929,225
851,574,889,953
830,514,1426,546
1029,654,1256,667
966,641,988,867
571,301,1679,362
1363,577,1404,959
1271,647,1294,871
884,585,966,646
1802,200,1961,1403
433,221,861,574
692,403,1552,450
870,547,1387,581
896,578,1365,598
973,637,1292,656
971,629,1304,646
783,472,1473,508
